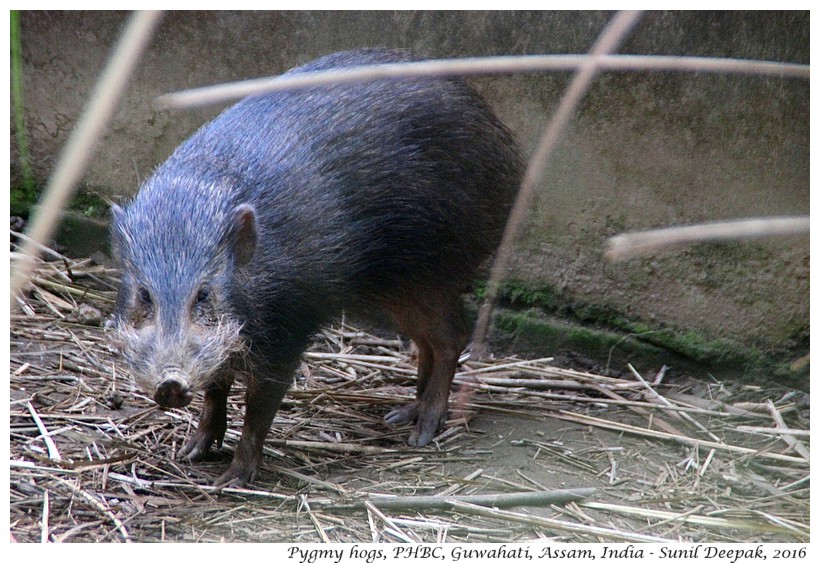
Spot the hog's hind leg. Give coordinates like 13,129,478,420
383,292,468,446
383,336,433,426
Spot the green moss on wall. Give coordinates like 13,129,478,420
478,279,807,388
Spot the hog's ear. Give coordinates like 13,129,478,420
228,204,257,267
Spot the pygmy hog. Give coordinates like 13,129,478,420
111,49,525,486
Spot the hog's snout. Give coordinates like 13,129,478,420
153,374,194,408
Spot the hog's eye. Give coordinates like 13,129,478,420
192,284,215,322
137,286,153,307
195,285,211,305
130,285,154,326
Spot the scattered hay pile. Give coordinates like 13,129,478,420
9,250,809,543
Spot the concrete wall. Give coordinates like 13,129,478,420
14,11,809,362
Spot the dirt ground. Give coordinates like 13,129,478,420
8,255,810,543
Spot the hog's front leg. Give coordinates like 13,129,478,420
213,374,290,487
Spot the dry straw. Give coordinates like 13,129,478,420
9,248,809,542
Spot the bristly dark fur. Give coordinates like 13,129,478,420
110,48,525,485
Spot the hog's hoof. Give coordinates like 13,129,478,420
408,411,446,447
385,401,445,447
384,402,418,426
179,431,217,462
213,460,258,488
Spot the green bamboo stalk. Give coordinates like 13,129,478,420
10,10,37,214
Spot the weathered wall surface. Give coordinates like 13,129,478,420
13,11,809,364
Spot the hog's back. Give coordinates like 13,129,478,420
158,49,523,316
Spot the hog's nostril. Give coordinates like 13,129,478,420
153,378,194,408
